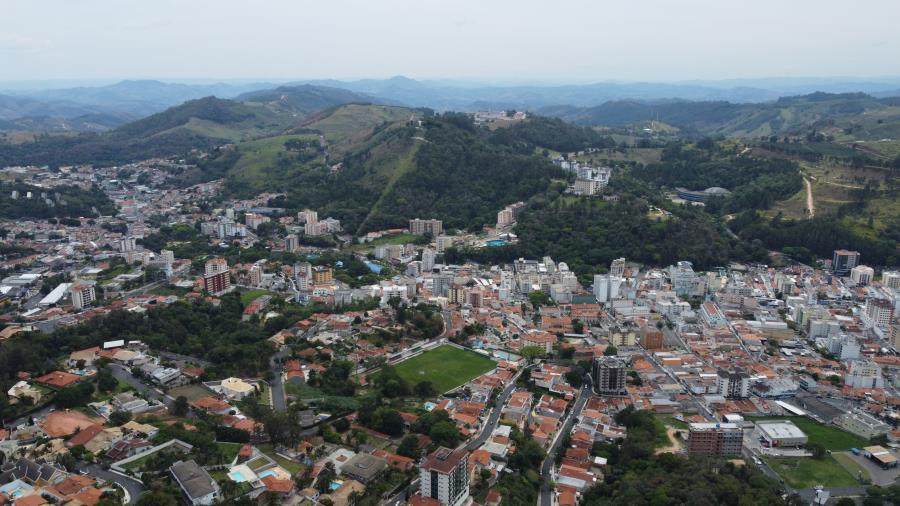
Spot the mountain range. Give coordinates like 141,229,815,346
3,76,900,133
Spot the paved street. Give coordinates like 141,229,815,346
465,366,528,451
77,462,144,504
539,381,591,506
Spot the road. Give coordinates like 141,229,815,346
465,366,528,451
77,462,144,504
108,364,177,411
539,381,591,506
269,345,291,412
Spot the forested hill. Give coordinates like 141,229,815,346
0,85,383,167
206,108,583,234
543,92,900,138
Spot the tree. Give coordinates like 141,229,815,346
332,418,350,433
108,410,132,426
371,407,405,437
520,346,545,363
429,421,460,448
604,345,618,356
414,381,437,399
808,442,826,459
397,434,421,459
96,367,119,392
315,463,337,493
173,396,189,417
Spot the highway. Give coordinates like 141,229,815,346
538,380,592,506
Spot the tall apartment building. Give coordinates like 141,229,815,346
641,328,665,351
496,201,525,228
669,261,697,296
120,236,137,253
864,298,894,330
832,249,860,276
422,248,437,272
882,271,900,290
410,218,443,236
592,274,623,304
609,257,626,278
850,265,875,285
70,283,96,310
717,369,751,399
297,209,318,225
203,258,230,295
420,447,469,506
593,356,627,396
432,274,453,297
435,235,454,253
248,262,263,287
845,359,884,389
687,423,743,456
312,266,333,285
284,234,299,252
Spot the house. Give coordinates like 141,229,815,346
34,371,81,389
106,438,153,461
169,460,220,506
339,453,388,483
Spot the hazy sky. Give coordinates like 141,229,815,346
3,0,900,82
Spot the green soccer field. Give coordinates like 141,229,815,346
393,345,497,394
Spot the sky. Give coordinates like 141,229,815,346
2,0,900,83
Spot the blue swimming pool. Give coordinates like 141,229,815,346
365,261,382,273
485,239,508,247
229,471,247,482
329,481,342,491
257,470,275,479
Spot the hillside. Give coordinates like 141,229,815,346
203,106,570,234
0,182,116,219
546,92,900,142
0,85,383,167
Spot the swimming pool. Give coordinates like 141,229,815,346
364,261,382,274
329,481,342,491
228,471,247,482
485,239,508,247
423,401,437,412
257,470,276,479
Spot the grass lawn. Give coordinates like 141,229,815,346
657,414,689,430
217,442,242,464
256,443,303,474
765,456,859,488
392,345,497,394
240,289,279,305
349,232,426,251
832,452,872,483
748,416,868,451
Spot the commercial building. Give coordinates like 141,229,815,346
835,411,891,439
420,447,469,506
410,218,443,237
832,250,860,276
687,423,743,456
755,421,808,448
593,356,627,396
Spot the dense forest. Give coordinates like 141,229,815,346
488,116,617,153
360,114,567,232
731,210,899,267
445,178,769,281
0,182,117,219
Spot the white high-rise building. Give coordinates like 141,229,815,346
593,274,623,303
422,248,436,272
70,283,96,310
120,237,136,253
610,257,626,278
850,265,875,286
864,298,894,329
845,360,884,389
419,447,469,506
882,271,900,290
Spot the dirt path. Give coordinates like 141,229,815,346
655,427,683,454
804,177,815,218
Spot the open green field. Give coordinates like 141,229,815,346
393,345,497,394
765,456,859,488
749,417,868,451
256,443,303,474
348,232,426,251
239,289,279,305
832,452,872,483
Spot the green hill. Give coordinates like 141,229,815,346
202,106,569,234
0,86,382,167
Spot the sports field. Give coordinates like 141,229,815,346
393,345,497,394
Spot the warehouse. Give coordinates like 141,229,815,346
755,420,808,448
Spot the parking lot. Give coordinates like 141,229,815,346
840,450,900,486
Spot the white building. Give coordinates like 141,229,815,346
70,282,97,310
850,265,875,286
882,271,900,290
593,274,623,304
845,359,884,389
